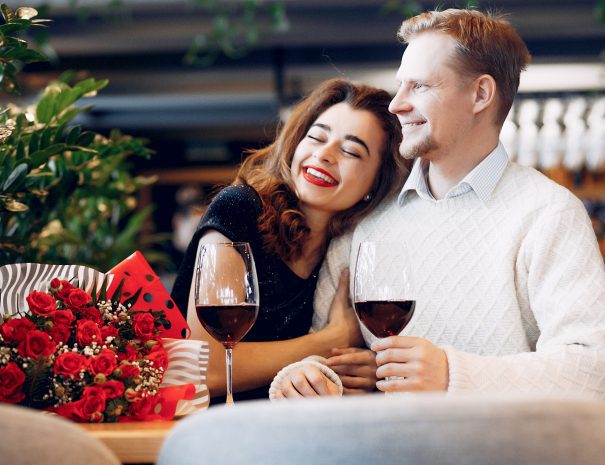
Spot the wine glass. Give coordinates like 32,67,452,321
194,242,259,406
353,241,416,340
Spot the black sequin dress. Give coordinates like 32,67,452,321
171,184,321,401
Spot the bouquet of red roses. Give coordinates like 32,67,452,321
0,277,171,422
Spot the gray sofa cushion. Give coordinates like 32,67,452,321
159,392,605,465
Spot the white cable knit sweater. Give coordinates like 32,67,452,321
271,161,605,398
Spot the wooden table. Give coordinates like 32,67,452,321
80,420,177,464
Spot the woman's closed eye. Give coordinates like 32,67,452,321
342,146,361,158
307,134,325,143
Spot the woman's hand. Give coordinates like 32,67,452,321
273,365,340,399
325,270,363,348
326,347,377,395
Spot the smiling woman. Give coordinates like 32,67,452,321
290,102,385,219
170,78,407,403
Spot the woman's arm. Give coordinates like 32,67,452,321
187,230,360,396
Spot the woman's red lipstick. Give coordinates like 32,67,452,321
303,166,338,187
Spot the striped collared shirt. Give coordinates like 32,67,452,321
398,142,509,206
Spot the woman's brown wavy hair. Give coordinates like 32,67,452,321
236,78,407,262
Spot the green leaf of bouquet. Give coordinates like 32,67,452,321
24,356,53,408
91,276,98,306
111,277,125,305
98,275,109,302
122,287,142,310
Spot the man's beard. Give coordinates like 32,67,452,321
399,135,436,160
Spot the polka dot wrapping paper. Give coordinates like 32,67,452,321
106,251,191,339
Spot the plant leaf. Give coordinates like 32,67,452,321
2,162,27,191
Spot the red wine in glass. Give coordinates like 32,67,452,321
194,242,259,406
353,300,416,339
195,303,258,349
354,241,416,340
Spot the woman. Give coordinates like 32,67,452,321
171,78,405,401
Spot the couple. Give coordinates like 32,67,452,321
172,8,605,402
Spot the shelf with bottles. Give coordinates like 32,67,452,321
502,92,605,256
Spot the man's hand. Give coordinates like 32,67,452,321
326,347,377,395
273,365,340,399
371,336,449,392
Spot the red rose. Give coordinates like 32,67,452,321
52,309,75,327
146,346,169,372
117,344,138,362
100,380,125,399
49,278,61,290
90,349,118,376
55,386,107,422
26,290,56,317
47,323,71,345
0,317,35,344
54,352,88,378
0,362,26,404
76,320,102,346
18,329,56,358
127,395,160,420
78,307,103,325
132,312,156,340
100,325,119,342
80,385,107,417
55,281,76,301
65,288,92,310
117,363,140,380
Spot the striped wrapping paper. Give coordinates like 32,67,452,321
161,339,210,414
0,263,107,318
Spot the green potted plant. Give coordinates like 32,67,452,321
0,4,165,270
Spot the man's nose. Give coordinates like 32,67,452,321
389,87,412,114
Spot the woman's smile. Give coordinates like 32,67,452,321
303,166,338,187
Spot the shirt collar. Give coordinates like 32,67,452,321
398,142,509,206
397,143,508,205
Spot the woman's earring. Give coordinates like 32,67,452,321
363,193,372,202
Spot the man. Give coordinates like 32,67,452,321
270,8,605,399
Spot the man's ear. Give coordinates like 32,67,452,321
472,74,497,115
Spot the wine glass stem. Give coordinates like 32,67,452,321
225,347,234,406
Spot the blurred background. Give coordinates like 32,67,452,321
4,0,605,279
